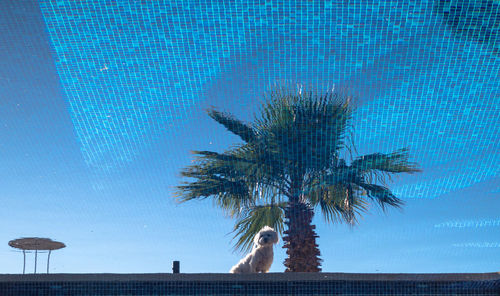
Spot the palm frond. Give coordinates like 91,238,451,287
176,147,288,217
352,148,421,175
308,182,368,225
356,183,404,211
207,108,257,143
176,176,252,216
255,88,355,175
230,145,286,187
181,149,271,185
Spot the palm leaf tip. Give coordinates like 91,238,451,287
389,148,422,173
173,185,195,204
206,108,257,143
358,183,404,212
353,148,422,174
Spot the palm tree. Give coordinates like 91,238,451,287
176,86,421,272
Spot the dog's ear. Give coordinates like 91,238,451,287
253,230,261,245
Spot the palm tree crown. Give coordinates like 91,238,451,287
176,87,421,272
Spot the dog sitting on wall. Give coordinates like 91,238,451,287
230,226,279,273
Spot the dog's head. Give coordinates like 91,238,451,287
254,226,279,247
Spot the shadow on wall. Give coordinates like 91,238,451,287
435,0,500,55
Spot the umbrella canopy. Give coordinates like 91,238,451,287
8,237,65,251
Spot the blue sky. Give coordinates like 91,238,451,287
0,0,499,274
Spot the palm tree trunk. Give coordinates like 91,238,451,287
282,193,322,272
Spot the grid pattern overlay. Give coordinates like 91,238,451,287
1,276,499,295
1,0,500,290
38,0,499,200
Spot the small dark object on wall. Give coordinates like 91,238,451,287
172,261,180,273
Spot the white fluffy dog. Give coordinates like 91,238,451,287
230,226,279,273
